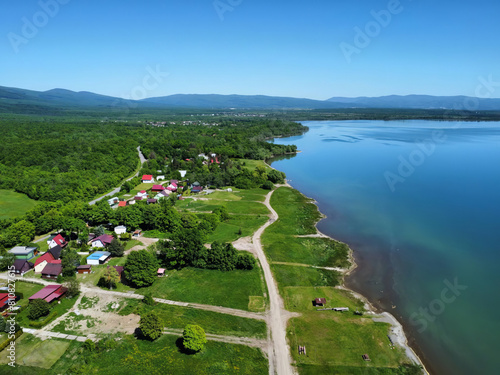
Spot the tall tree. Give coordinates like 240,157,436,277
139,311,163,341
124,250,158,287
182,324,207,353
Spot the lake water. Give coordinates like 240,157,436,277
270,120,500,375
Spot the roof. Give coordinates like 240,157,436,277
29,285,62,301
91,234,114,245
13,259,33,271
115,225,126,230
142,174,153,180
34,253,55,267
152,185,165,190
158,268,166,273
49,260,62,264
134,196,143,200
51,234,66,246
147,198,157,203
87,251,111,260
48,245,62,259
315,298,327,304
118,201,127,207
192,186,203,192
41,263,63,276
109,265,124,276
77,264,92,269
0,293,9,309
140,190,147,193
9,246,37,255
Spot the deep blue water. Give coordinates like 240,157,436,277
270,120,500,375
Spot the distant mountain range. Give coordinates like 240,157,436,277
1,85,500,111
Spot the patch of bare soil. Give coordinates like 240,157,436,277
232,236,255,254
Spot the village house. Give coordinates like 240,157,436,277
107,197,119,206
77,264,92,274
156,175,165,181
48,244,62,260
142,174,155,183
0,293,17,312
90,234,114,248
137,190,148,199
166,182,177,192
47,233,67,249
114,225,127,235
86,251,111,265
8,246,38,260
13,259,34,275
178,170,187,178
34,252,55,273
147,198,157,204
151,184,165,192
118,201,127,208
29,284,67,303
41,263,63,280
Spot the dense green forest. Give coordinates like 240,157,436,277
0,117,304,202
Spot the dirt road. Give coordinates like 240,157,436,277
253,190,296,375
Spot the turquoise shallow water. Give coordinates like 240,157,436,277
270,120,500,375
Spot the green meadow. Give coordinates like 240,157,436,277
0,189,39,220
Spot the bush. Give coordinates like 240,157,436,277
120,232,132,241
0,329,23,352
236,253,256,270
143,293,155,306
83,339,95,352
139,311,163,341
29,311,58,328
27,299,50,320
182,324,207,353
261,181,274,190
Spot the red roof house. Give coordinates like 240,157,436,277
0,293,12,311
29,284,67,303
118,201,127,207
48,234,67,249
152,184,165,192
142,174,154,183
90,234,115,248
34,253,55,268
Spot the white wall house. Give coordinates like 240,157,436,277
179,170,187,178
114,225,127,234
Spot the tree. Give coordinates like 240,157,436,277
27,299,50,320
197,241,237,271
99,266,121,289
159,228,204,269
93,225,106,237
0,252,15,271
7,220,35,246
182,324,207,352
236,253,256,270
108,238,124,257
124,250,158,287
64,278,81,298
139,311,163,340
61,249,80,277
262,180,274,190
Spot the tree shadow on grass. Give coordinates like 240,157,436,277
175,337,197,355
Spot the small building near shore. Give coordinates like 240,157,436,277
314,298,326,307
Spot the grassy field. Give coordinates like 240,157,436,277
262,187,350,268
139,267,265,311
284,287,409,372
80,265,265,311
271,263,341,292
0,334,70,369
16,294,79,328
115,298,267,338
207,214,268,243
0,189,39,220
177,198,269,215
0,334,269,375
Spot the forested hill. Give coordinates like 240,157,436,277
0,117,305,202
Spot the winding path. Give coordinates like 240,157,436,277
253,189,296,375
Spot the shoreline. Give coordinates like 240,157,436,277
281,180,430,374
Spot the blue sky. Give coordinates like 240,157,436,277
1,0,499,100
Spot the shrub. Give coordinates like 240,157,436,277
236,253,256,270
139,311,163,341
182,324,207,353
27,299,50,320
